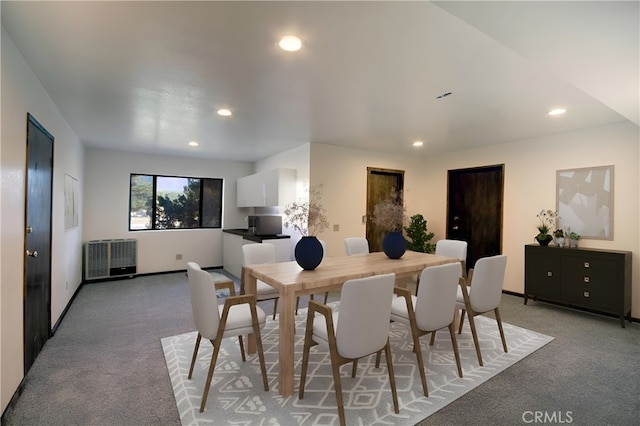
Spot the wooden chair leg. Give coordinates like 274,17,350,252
329,347,347,426
238,335,246,362
375,350,382,368
200,337,223,412
384,341,400,414
458,309,466,334
351,359,358,377
299,309,316,399
466,313,483,366
188,333,202,380
448,322,463,378
250,305,269,391
495,307,508,353
411,327,428,397
272,298,278,320
323,291,329,304
429,331,436,346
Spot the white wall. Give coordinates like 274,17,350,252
256,143,310,180
1,28,85,412
255,143,311,258
311,122,640,317
310,143,425,257
84,148,253,272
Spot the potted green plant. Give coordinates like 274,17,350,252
553,229,565,247
535,209,558,246
404,214,435,253
569,232,580,248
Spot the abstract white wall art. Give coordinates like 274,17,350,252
556,165,613,240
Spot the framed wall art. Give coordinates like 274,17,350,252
64,173,79,229
556,165,613,240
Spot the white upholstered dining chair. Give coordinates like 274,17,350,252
416,239,468,295
186,262,269,412
390,262,464,396
456,254,508,366
241,243,281,319
299,273,399,426
424,239,468,346
343,237,369,256
436,239,468,279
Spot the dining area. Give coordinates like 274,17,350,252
175,236,521,425
240,248,468,398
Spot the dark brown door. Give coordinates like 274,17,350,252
24,113,54,374
366,168,405,252
447,165,503,270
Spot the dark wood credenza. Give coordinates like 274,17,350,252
524,244,632,328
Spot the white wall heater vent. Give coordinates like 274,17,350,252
84,239,137,281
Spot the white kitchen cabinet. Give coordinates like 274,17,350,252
236,175,253,208
222,232,257,278
237,168,296,207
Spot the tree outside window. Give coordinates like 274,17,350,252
129,174,222,231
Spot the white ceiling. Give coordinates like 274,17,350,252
2,1,638,162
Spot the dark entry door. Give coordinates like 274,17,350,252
24,113,54,374
447,165,503,270
366,167,405,252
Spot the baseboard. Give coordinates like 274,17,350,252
136,267,224,276
82,274,137,285
1,379,25,426
51,281,84,335
501,290,639,324
502,289,524,298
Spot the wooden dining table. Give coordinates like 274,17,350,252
241,250,460,397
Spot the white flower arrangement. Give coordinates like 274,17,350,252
536,209,559,235
283,184,329,236
371,190,407,232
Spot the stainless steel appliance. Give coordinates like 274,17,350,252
248,215,282,235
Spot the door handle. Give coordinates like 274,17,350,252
26,250,38,258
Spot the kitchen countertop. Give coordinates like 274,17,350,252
223,228,291,243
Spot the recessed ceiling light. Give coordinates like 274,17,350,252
217,108,232,117
548,108,566,116
278,35,302,52
413,140,424,147
188,141,199,147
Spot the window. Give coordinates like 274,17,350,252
129,174,223,231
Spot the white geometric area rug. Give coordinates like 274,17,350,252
161,306,553,426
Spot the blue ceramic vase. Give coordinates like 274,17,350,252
382,232,407,259
294,236,324,270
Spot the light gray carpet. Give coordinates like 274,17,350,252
3,270,639,426
161,306,553,425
